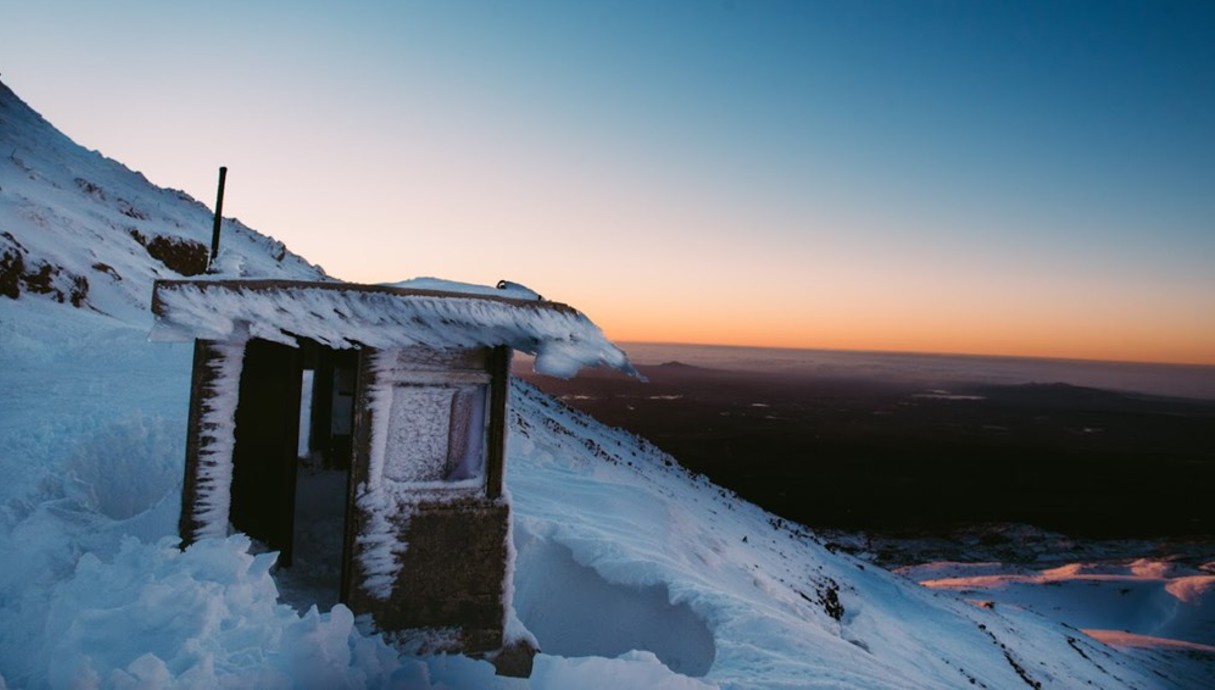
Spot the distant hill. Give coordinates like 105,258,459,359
971,381,1215,415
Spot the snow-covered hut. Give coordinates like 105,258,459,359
150,278,635,676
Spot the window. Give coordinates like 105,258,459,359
381,383,489,484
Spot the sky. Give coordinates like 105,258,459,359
4,1,1214,365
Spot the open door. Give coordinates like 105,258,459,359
230,338,303,565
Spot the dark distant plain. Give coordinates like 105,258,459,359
516,351,1215,539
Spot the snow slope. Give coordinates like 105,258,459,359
506,383,1215,689
901,559,1215,670
0,79,327,326
0,80,1204,688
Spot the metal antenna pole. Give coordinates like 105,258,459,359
208,166,228,272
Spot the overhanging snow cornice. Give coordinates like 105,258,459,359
150,279,638,379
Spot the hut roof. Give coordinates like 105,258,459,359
150,279,637,379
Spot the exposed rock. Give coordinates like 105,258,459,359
487,638,539,678
129,228,208,276
0,230,89,306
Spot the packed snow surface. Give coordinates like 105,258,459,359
2,79,1212,688
2,310,1205,688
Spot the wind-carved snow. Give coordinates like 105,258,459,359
61,413,181,521
513,528,716,676
42,535,401,689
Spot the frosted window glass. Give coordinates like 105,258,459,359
382,386,454,482
380,383,489,484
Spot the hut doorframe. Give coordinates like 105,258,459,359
180,337,361,607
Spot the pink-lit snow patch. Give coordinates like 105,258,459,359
1082,630,1215,654
1165,575,1215,605
904,558,1215,655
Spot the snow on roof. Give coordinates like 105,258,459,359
150,279,638,379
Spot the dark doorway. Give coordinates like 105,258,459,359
288,343,359,609
228,339,359,608
230,338,303,566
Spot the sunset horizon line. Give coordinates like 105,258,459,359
612,338,1215,369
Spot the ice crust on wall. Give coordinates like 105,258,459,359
354,484,409,601
189,341,244,539
354,351,496,601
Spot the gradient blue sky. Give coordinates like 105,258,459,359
5,1,1214,363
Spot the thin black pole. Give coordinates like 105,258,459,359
208,166,228,272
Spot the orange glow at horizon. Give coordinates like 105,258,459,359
331,245,1215,368
580,298,1215,367
6,2,1214,375
336,254,1215,368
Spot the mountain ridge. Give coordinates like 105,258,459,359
0,78,327,326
